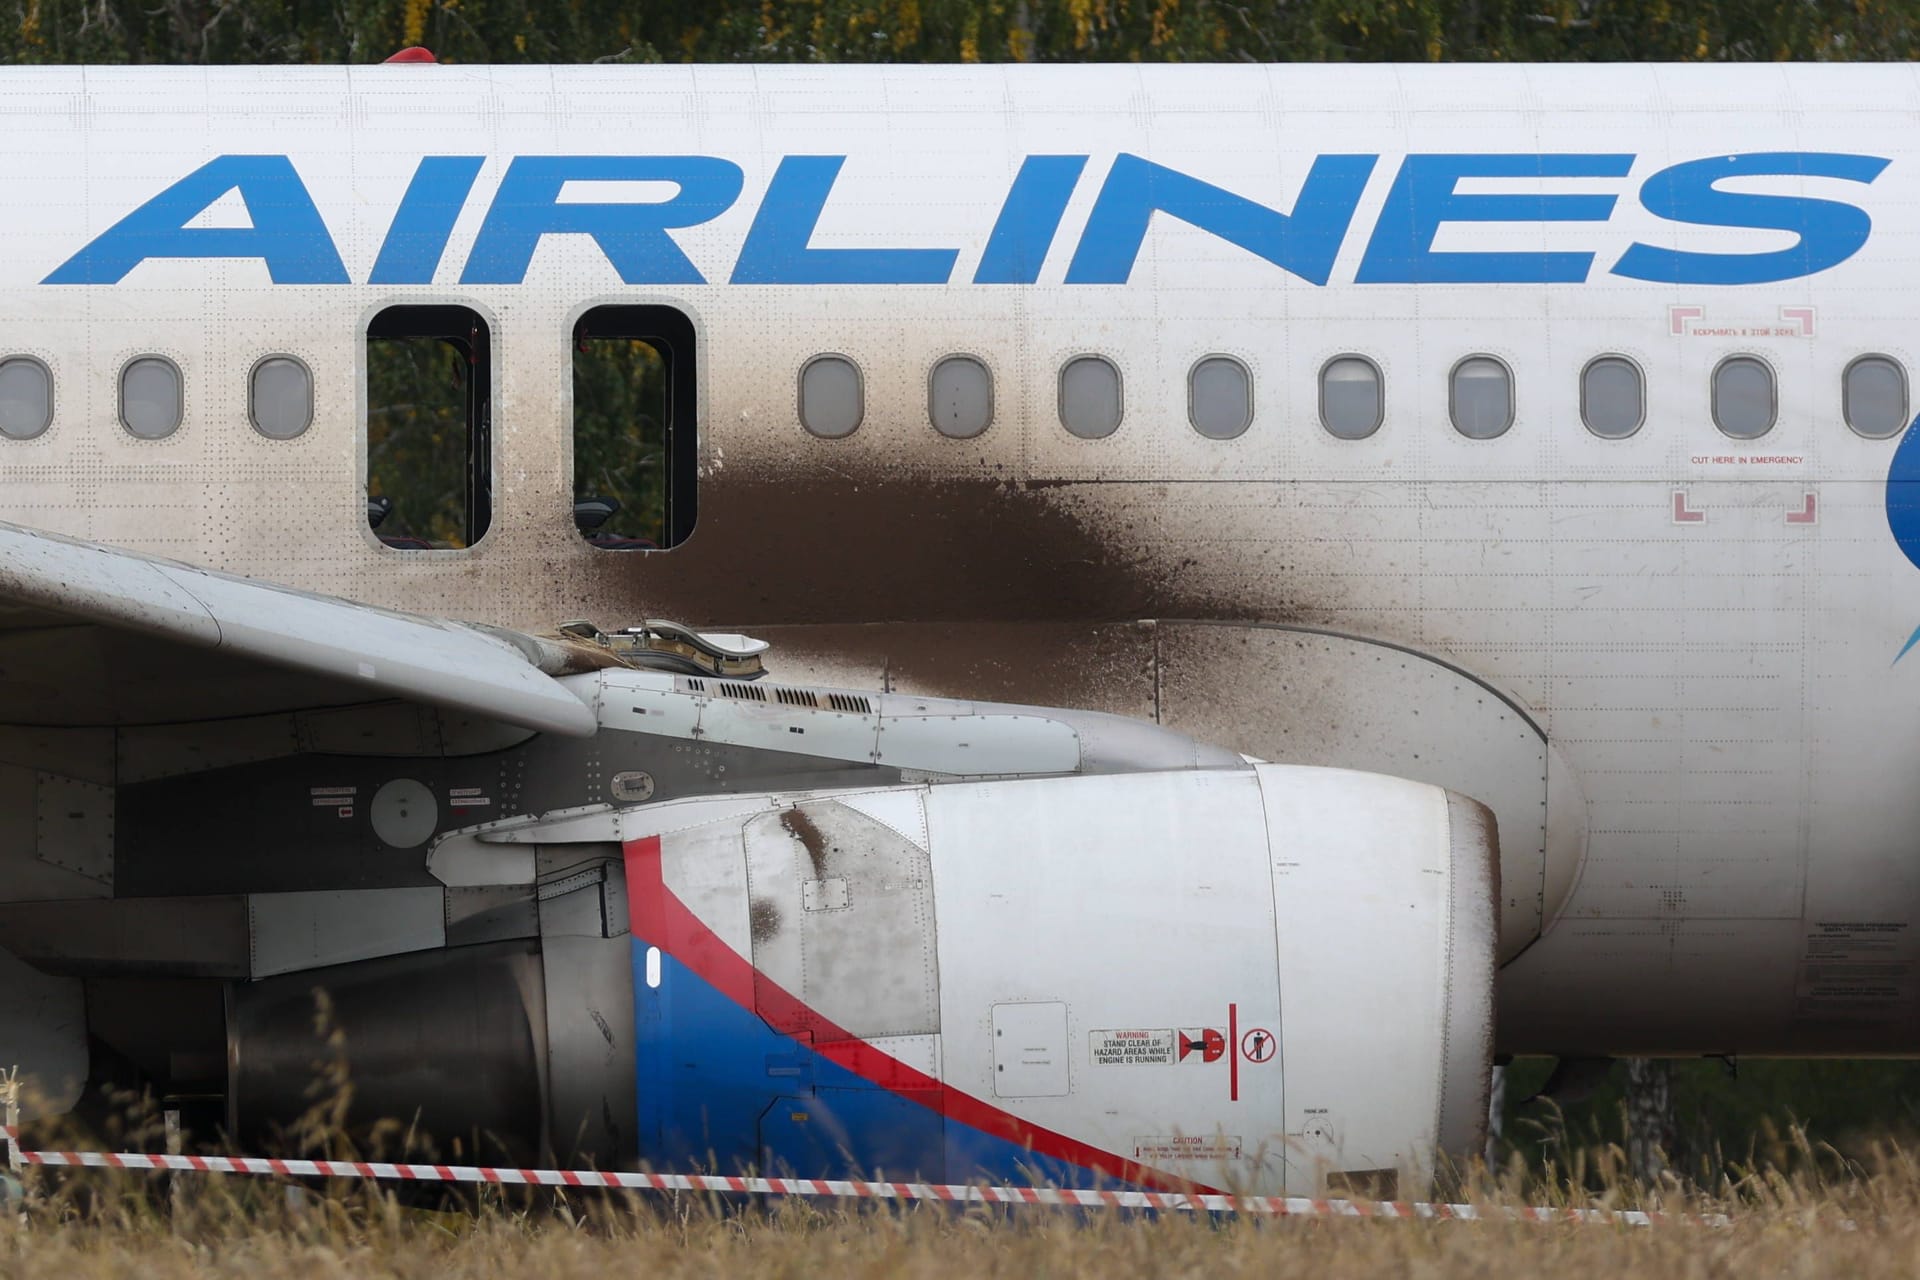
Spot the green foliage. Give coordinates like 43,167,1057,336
367,335,473,548
1504,1056,1920,1179
368,333,666,549
4,0,1918,65
573,337,668,548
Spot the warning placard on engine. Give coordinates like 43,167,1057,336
1796,921,1917,1021
1134,1135,1243,1163
1089,1029,1176,1066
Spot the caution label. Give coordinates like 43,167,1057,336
1089,1029,1176,1066
1797,921,1916,1022
1134,1134,1243,1163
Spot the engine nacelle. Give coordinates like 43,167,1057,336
316,761,1492,1195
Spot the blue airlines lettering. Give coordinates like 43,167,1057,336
43,150,1890,288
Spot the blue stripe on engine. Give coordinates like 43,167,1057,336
631,936,1106,1188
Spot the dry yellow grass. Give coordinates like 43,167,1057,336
0,1198,1915,1280
6,1151,1920,1280
10,1072,1917,1279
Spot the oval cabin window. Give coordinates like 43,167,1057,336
250,356,313,440
1581,356,1644,440
799,355,864,439
1320,356,1383,440
1712,356,1775,440
1059,356,1123,439
1845,355,1908,440
121,357,182,440
0,357,52,440
1450,356,1513,439
1189,356,1252,440
929,356,993,439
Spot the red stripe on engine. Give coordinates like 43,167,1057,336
623,835,1209,1195
1228,1002,1239,1102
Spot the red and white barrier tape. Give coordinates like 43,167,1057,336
0,1130,1725,1227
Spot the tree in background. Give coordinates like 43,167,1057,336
4,0,1918,65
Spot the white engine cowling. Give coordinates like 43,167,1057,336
509,760,1499,1195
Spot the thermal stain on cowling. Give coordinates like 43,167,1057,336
780,806,831,878
749,898,781,942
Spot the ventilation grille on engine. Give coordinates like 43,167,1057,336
689,678,874,715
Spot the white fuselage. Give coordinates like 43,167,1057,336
1,62,1917,1056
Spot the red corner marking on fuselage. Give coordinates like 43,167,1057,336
622,835,1209,1194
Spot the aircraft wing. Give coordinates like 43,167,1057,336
0,521,597,736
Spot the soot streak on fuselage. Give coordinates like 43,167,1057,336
563,469,1323,630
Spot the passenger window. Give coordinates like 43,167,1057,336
1319,356,1383,440
1581,356,1644,439
573,306,698,550
1059,356,1123,439
0,357,52,440
1449,356,1512,439
250,356,313,441
799,355,863,439
930,356,993,439
1712,356,1775,440
1845,355,1908,439
121,357,182,440
1189,356,1252,440
366,306,491,550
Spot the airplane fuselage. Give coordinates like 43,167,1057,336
1,62,1918,1061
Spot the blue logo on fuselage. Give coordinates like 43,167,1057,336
41,150,1891,289
1887,415,1920,661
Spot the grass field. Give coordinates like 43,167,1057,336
1,1195,1915,1279
10,1069,1920,1279
5,1150,1920,1280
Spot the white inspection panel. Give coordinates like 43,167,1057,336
992,1001,1070,1098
